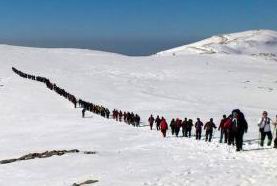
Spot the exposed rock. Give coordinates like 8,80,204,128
72,180,99,186
0,149,96,165
0,159,17,164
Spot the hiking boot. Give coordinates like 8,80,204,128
260,141,264,147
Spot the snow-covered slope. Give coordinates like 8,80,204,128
0,42,277,186
157,30,277,61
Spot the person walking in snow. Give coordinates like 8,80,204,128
160,117,168,138
181,118,188,137
224,115,234,146
204,118,217,142
82,108,86,118
72,97,77,108
170,118,176,135
135,114,140,127
119,111,123,122
148,115,155,130
258,111,273,147
175,118,182,137
105,109,110,119
113,109,118,121
218,115,228,143
195,118,203,140
231,109,248,151
186,119,193,137
155,115,161,130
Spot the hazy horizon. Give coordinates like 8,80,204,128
0,36,204,56
0,0,276,55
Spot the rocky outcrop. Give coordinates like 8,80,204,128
0,149,96,165
72,180,99,186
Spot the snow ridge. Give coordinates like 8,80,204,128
157,30,277,61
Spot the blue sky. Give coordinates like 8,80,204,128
0,0,276,55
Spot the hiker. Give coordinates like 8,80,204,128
72,97,77,108
257,111,273,147
148,115,155,130
123,112,127,122
204,118,217,142
224,115,234,145
175,118,182,137
105,109,110,119
119,111,123,122
82,108,86,118
218,115,228,143
160,117,168,137
126,112,131,124
155,116,161,130
135,114,140,127
195,118,203,140
181,118,187,136
274,115,277,148
170,118,176,135
186,119,193,137
112,109,118,120
129,112,135,126
231,109,248,151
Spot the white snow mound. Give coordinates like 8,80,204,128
157,30,277,60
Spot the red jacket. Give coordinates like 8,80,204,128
219,118,228,130
224,118,232,129
160,119,168,130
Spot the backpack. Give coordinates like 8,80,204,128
224,118,232,129
161,120,168,130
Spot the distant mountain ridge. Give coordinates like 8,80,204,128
157,30,277,61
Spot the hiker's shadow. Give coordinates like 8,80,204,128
139,124,150,127
243,147,272,152
243,138,259,142
84,116,93,118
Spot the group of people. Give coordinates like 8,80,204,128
12,67,141,126
79,99,110,119
148,114,219,142
149,109,277,151
112,109,141,127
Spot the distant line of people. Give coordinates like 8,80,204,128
112,109,141,126
13,67,78,108
12,67,141,126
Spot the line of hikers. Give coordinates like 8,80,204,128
12,67,141,126
13,67,277,151
112,109,141,127
12,67,78,108
149,110,277,151
148,115,222,142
